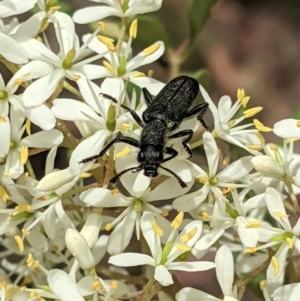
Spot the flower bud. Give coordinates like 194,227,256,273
251,156,285,179
65,229,95,270
80,213,103,248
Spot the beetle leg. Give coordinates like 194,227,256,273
142,87,153,106
162,147,178,163
167,130,193,157
100,93,145,128
185,102,210,131
79,135,140,163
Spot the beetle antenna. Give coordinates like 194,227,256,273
159,165,187,188
110,165,143,184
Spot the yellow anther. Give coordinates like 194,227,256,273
108,45,116,52
180,227,197,242
273,212,289,218
129,19,138,38
0,282,6,289
105,223,112,231
143,43,160,56
171,211,184,230
15,235,24,253
51,245,59,253
0,185,9,202
245,144,263,151
97,35,115,47
237,88,245,100
259,280,266,290
92,280,101,290
27,253,34,266
241,96,250,108
15,78,23,85
216,148,221,154
198,177,207,184
161,210,168,217
48,5,61,11
22,228,30,236
110,280,118,289
20,145,28,165
72,74,81,81
25,119,31,135
152,219,163,237
246,221,261,228
269,144,277,151
115,146,131,158
223,157,230,166
103,61,116,76
20,286,26,291
286,138,299,144
119,123,130,131
271,256,279,275
286,237,293,249
198,211,209,219
132,71,145,78
147,69,154,77
222,186,233,195
80,172,92,178
243,107,263,118
176,244,191,252
253,119,272,132
15,204,31,213
0,116,7,123
97,21,105,31
111,189,119,196
296,120,300,127
245,247,257,254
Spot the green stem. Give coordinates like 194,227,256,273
116,17,128,57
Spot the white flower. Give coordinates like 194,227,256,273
109,212,215,286
81,178,191,255
173,132,253,212
19,12,107,107
272,283,300,301
1,106,63,179
83,33,165,80
73,0,162,24
199,86,263,155
176,245,238,301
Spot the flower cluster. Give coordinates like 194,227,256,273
0,1,299,301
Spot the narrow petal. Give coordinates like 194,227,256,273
109,253,155,267
22,69,65,107
176,287,218,301
73,7,121,24
107,210,136,255
21,129,63,148
215,245,234,296
0,33,27,64
273,119,300,138
154,265,173,286
48,269,85,301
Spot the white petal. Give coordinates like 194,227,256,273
107,211,135,255
273,119,300,138
167,261,216,272
0,33,27,64
22,69,65,107
22,104,56,130
52,98,102,123
154,265,173,286
73,6,121,24
75,64,109,80
109,253,155,267
176,287,218,301
215,245,234,296
47,269,85,301
125,0,162,16
0,116,10,157
219,156,253,181
69,129,111,175
21,129,63,148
